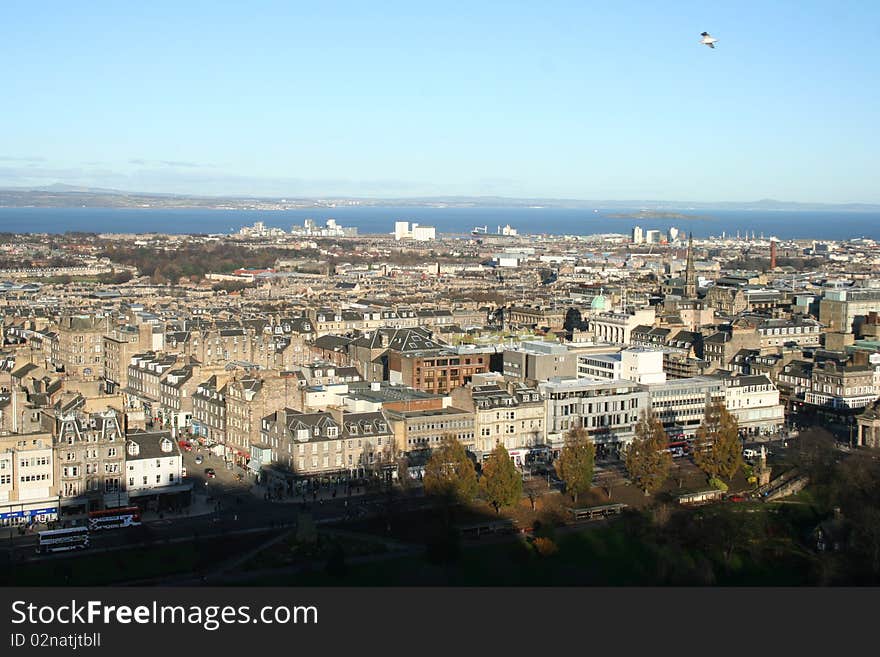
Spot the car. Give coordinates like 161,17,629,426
205,468,216,478
194,455,203,465
742,449,758,459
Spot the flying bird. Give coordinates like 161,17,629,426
700,32,718,48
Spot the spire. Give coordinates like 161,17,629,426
684,232,696,298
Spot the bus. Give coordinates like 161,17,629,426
37,526,90,554
87,506,142,531
665,440,690,458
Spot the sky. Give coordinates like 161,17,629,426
1,1,879,202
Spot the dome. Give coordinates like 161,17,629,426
590,295,606,311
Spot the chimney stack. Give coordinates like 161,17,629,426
770,240,777,270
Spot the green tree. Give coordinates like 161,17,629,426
423,435,478,505
480,444,523,513
554,428,596,505
625,411,673,496
693,403,742,482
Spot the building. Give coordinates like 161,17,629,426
50,406,127,513
102,325,144,394
124,430,189,508
539,377,650,450
260,408,395,483
856,398,880,448
224,372,301,466
646,376,725,437
577,347,666,384
385,406,476,454
806,359,878,411
394,222,436,241
820,288,880,335
386,329,490,395
719,374,785,436
590,306,657,345
191,374,230,445
53,314,109,380
450,376,544,459
503,341,577,382
0,431,58,527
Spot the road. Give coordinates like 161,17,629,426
2,447,428,563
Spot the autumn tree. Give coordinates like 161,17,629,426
693,403,742,482
554,427,596,505
423,435,478,506
480,444,523,514
625,411,672,496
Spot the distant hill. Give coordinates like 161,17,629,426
0,186,878,212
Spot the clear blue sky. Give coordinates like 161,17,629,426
2,1,878,202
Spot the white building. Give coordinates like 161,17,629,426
539,377,650,450
124,431,187,502
720,374,785,437
577,347,666,384
394,222,436,241
645,229,662,244
632,226,644,244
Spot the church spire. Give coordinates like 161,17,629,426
684,232,696,298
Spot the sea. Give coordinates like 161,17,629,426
0,206,878,241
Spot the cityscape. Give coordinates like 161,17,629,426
2,211,880,586
3,23,880,657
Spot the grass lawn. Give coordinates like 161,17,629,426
236,506,819,586
242,531,389,571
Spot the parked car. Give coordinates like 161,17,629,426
205,468,216,479
194,455,203,465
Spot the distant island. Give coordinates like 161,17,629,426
1,185,879,212
607,211,713,221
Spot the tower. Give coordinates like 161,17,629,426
770,239,777,270
684,232,697,298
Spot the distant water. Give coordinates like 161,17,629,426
0,206,878,240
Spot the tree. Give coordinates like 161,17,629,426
625,411,672,496
423,435,478,505
480,444,523,513
692,403,742,482
554,428,596,505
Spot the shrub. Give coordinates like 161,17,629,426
708,477,729,492
533,537,558,557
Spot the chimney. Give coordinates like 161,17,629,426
769,240,777,270
329,405,344,427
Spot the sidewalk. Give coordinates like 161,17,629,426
139,492,217,524
250,481,377,504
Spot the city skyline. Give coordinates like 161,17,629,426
2,1,879,203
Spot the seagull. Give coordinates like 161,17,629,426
700,32,718,48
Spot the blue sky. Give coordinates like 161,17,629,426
1,1,878,202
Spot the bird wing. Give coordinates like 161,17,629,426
707,42,715,48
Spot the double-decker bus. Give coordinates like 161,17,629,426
665,440,690,458
37,526,90,554
87,506,142,531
